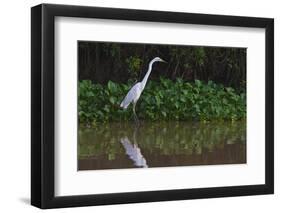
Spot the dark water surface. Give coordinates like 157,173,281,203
78,121,246,170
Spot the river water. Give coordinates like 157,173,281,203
78,121,246,170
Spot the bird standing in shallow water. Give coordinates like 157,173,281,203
120,57,166,123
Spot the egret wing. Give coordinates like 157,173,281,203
120,83,141,109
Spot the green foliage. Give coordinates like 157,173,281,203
169,46,206,68
79,42,246,90
125,56,142,79
78,79,246,124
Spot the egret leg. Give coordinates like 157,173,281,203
132,103,140,125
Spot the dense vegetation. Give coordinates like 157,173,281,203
79,42,246,90
79,78,246,124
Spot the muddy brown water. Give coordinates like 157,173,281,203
78,121,246,170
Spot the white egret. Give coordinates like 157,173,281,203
120,57,166,122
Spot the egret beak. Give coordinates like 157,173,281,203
161,59,167,63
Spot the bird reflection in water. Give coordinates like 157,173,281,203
120,128,148,168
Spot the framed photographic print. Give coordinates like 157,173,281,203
31,3,274,209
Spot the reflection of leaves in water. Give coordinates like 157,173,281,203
78,121,246,160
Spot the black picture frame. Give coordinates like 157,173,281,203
31,3,274,209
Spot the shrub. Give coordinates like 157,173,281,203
78,78,246,124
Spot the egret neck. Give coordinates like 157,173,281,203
141,59,157,90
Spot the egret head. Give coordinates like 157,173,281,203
153,57,167,63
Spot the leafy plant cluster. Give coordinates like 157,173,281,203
78,78,246,124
